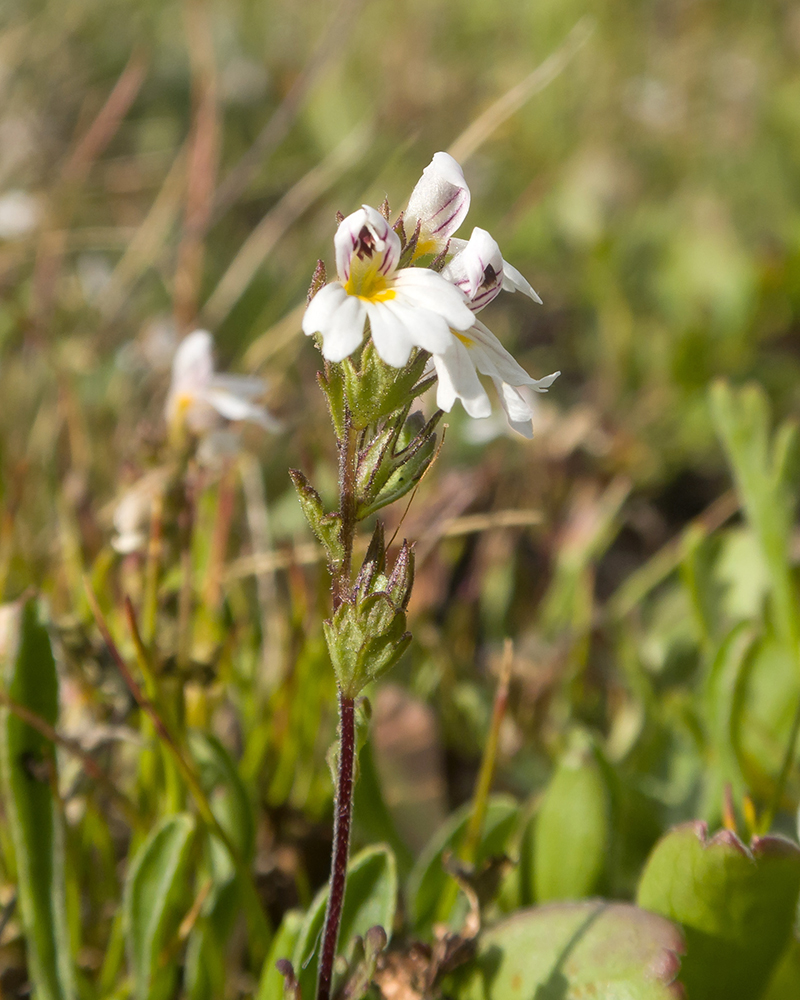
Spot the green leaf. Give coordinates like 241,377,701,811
449,900,684,999
255,910,304,1000
762,937,800,1000
532,736,610,902
709,381,800,655
291,844,397,1000
123,813,196,1000
636,821,800,999
407,795,518,936
188,730,255,867
0,599,76,1000
183,733,258,1000
288,468,343,564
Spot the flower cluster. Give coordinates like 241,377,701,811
302,152,559,437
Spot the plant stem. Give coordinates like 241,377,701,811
317,413,358,1000
317,691,356,1000
332,416,357,611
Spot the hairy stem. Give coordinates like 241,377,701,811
317,692,356,1000
317,413,358,1000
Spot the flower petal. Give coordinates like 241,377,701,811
442,227,504,310
433,339,491,418
501,259,543,304
385,297,455,356
364,301,416,368
464,319,534,386
208,373,267,400
392,267,474,332
322,294,367,362
334,205,401,283
492,378,534,438
202,388,281,431
171,329,214,394
303,281,348,336
405,151,470,248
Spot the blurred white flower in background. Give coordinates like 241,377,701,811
165,329,279,436
111,467,172,554
0,190,40,240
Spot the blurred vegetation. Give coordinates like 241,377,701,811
1,0,800,996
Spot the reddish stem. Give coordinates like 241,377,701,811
316,691,356,1000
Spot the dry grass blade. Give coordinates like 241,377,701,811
62,49,148,185
201,121,371,327
173,0,219,331
32,49,148,329
97,146,187,321
211,0,365,219
224,507,543,581
448,17,595,165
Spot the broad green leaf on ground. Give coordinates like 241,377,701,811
123,813,196,1000
449,900,684,999
637,821,800,1000
0,598,75,1000
762,936,800,999
407,794,518,935
255,910,304,1000
531,734,610,902
292,843,397,1000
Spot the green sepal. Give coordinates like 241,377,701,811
288,469,343,564
317,364,346,441
343,344,430,429
323,594,411,697
357,413,439,519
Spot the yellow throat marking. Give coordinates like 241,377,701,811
344,272,396,303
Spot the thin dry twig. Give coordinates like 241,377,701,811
225,507,543,581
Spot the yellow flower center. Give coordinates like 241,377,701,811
344,270,396,303
454,331,474,348
411,235,439,260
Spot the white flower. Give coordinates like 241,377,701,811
165,330,278,435
111,467,172,554
406,153,543,304
302,204,474,368
403,151,471,258
0,190,40,240
433,228,559,438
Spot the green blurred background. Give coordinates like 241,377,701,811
1,0,800,993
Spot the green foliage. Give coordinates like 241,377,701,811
0,599,75,1000
4,0,800,994
123,814,196,1000
531,733,610,902
255,910,304,1000
291,844,397,999
637,822,800,999
408,796,518,935
449,901,684,999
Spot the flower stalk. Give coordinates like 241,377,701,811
287,150,556,1000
